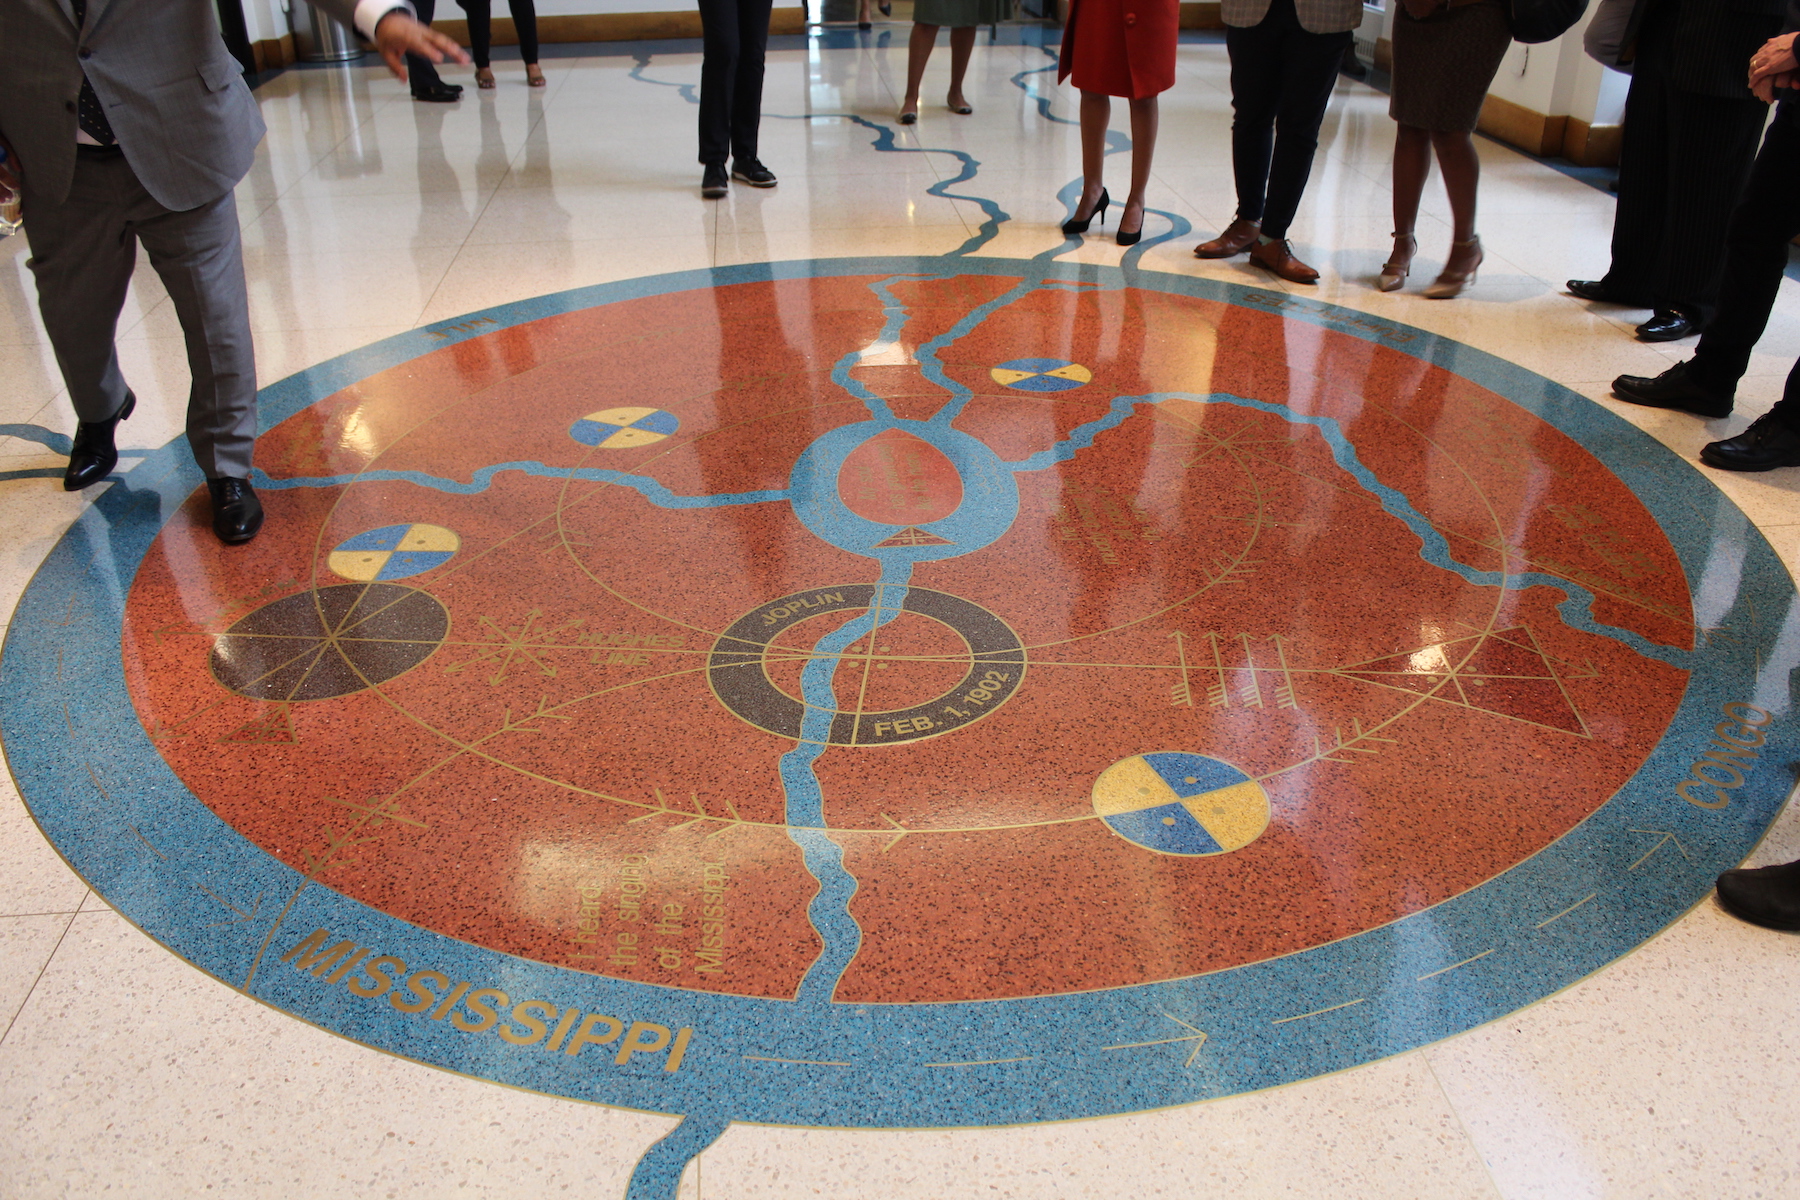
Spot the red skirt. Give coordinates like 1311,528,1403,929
1058,0,1179,99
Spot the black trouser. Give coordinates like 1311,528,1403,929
1690,102,1800,421
1602,50,1767,324
698,0,773,165
1224,0,1352,240
405,0,448,92
457,0,540,67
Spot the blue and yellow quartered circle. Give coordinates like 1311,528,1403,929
328,523,460,582
570,406,680,448
1092,752,1270,856
990,358,1093,392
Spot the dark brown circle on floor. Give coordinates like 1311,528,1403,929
209,583,449,702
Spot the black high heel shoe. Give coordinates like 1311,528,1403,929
1061,187,1109,236
1116,200,1144,246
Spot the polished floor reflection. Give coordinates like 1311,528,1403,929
5,27,1800,1200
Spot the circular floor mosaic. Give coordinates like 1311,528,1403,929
4,258,1796,1135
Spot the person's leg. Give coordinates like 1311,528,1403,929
508,0,541,68
1120,95,1158,235
460,0,492,71
902,23,940,118
946,25,977,111
729,0,773,164
697,0,740,165
1651,91,1767,327
1427,130,1479,243
1380,123,1431,281
133,189,259,484
1223,19,1283,226
21,152,138,434
1257,26,1351,240
1692,107,1800,395
1072,89,1112,222
1596,61,1668,304
407,0,448,92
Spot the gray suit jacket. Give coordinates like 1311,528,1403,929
1222,0,1363,33
0,0,360,210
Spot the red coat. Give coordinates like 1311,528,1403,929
1058,0,1180,99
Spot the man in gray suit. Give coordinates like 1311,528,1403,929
0,0,466,543
1194,0,1364,283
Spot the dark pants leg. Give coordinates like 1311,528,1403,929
1225,0,1351,239
1698,104,1800,418
508,0,539,63
407,0,447,92
459,0,493,68
698,0,773,165
1606,57,1766,321
24,149,258,479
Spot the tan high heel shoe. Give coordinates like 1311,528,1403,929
1423,235,1482,299
1377,231,1416,292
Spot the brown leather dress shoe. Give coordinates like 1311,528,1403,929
1194,217,1261,259
1248,237,1319,284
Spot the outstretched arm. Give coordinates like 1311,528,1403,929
299,0,471,82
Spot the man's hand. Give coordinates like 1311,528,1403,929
373,10,470,82
1748,31,1798,91
1754,68,1797,103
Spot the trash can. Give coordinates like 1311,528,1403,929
294,3,364,62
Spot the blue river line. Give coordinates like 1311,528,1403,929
1007,393,1147,472
249,461,789,508
1166,391,1693,666
623,1112,731,1200
829,273,924,421
625,60,1010,257
778,563,914,1007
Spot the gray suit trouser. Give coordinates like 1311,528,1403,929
24,145,257,479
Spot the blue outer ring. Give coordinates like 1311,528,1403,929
2,257,1794,1129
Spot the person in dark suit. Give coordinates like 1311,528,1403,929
697,0,779,198
1609,7,1800,472
0,0,465,542
1566,0,1785,341
1191,0,1363,282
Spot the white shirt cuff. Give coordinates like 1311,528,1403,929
353,0,416,40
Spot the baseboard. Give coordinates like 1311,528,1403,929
432,8,807,44
1477,93,1566,159
252,33,296,72
1179,2,1224,28
1561,117,1622,168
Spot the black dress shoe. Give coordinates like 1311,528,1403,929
1717,858,1800,930
208,477,264,544
701,162,728,198
1566,278,1649,307
1636,309,1696,342
1700,412,1800,471
63,392,135,492
412,83,461,102
732,159,777,188
1610,360,1733,418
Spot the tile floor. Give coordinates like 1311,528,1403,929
3,24,1800,1199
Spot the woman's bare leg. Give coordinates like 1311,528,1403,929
1074,89,1111,220
901,23,939,119
1430,128,1482,273
947,26,977,111
1120,94,1158,235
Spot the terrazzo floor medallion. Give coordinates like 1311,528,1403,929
4,250,1797,1197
